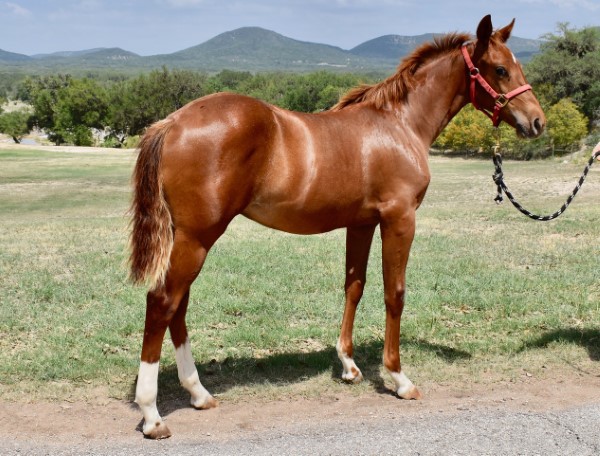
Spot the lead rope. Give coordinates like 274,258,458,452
492,134,600,221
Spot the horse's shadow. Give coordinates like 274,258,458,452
519,327,600,361
129,337,471,418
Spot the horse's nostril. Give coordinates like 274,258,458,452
533,118,542,133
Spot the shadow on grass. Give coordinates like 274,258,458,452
130,337,471,418
519,327,600,361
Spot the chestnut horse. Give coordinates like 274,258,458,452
130,15,545,438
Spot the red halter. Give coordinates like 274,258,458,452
461,44,532,127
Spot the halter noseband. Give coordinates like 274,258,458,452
461,43,532,127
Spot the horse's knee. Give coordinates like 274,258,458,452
345,279,366,304
384,287,405,319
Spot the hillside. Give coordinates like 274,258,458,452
0,27,542,72
351,33,437,60
31,48,107,59
147,27,382,71
0,48,32,62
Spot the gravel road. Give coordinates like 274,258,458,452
3,378,599,456
5,402,600,455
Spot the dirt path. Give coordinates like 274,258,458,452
1,373,598,449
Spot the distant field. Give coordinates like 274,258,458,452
0,147,598,403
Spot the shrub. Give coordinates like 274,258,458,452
546,99,588,150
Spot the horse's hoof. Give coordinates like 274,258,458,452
192,394,219,410
342,367,364,384
397,386,422,400
144,421,172,440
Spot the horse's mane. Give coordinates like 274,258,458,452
332,32,472,111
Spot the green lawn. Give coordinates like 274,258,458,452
0,147,598,403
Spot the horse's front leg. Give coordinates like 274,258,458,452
337,225,376,383
380,210,422,400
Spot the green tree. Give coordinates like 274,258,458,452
54,78,108,146
527,24,600,121
0,109,32,143
106,68,208,144
281,71,363,112
210,70,253,92
235,72,291,106
546,98,588,150
19,74,72,144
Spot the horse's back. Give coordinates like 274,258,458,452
165,92,277,154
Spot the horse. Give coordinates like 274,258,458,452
129,15,545,439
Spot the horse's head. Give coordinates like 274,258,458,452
465,15,545,138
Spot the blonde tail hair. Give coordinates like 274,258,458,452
129,118,174,289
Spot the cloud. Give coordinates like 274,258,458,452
162,0,206,7
3,1,31,16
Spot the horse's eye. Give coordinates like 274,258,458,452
496,66,508,77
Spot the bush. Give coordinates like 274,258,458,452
102,135,121,148
123,135,141,149
435,99,588,159
546,99,588,150
434,105,496,153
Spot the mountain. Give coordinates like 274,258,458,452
504,36,543,60
148,27,377,71
351,33,437,60
68,48,141,63
351,33,542,62
0,27,543,72
0,48,32,62
22,48,143,71
31,48,108,59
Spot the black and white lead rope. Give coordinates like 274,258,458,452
492,150,600,221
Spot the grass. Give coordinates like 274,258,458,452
0,147,598,404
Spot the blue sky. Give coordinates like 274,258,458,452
1,0,599,56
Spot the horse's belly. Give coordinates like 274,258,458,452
242,200,378,235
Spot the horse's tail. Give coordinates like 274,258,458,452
129,118,174,289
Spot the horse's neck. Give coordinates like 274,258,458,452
398,52,469,147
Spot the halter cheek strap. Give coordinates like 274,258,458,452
461,44,532,127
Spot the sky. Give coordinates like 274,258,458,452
1,0,599,56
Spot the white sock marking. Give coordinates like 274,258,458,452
388,369,415,397
336,339,363,382
175,338,213,408
135,361,163,434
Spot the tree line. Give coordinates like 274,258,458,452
1,23,598,157
1,69,364,147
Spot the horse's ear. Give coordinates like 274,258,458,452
474,14,493,60
496,18,515,43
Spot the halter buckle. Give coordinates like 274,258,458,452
495,94,509,108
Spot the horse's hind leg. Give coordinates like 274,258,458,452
337,225,376,383
169,289,217,410
135,231,213,439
